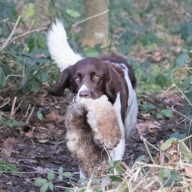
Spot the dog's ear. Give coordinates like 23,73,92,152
104,62,128,122
49,67,71,96
104,62,121,103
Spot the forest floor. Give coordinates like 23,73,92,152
0,89,187,192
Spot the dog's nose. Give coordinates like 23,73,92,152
79,90,91,98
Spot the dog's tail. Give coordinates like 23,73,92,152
47,20,82,71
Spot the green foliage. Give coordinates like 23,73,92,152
110,176,123,182
0,0,17,23
113,160,121,168
165,171,182,187
156,113,163,119
35,171,55,192
34,179,48,187
47,171,54,181
169,132,186,140
140,104,156,113
4,117,18,127
0,160,18,172
161,138,177,151
35,168,74,192
161,109,172,118
139,31,159,46
159,168,171,182
118,185,128,192
187,34,192,44
176,52,189,67
179,140,192,161
0,111,2,123
66,9,80,18
135,155,146,162
37,111,43,121
0,66,5,89
24,3,34,18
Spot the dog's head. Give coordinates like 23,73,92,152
49,57,124,104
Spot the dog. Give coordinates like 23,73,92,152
47,20,138,179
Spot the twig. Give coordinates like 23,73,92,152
28,20,35,32
179,134,192,142
2,16,21,49
56,186,75,190
167,106,192,122
26,107,35,124
122,161,131,172
72,9,110,27
14,100,23,114
143,139,155,164
10,97,17,118
86,173,93,189
171,68,192,107
8,27,47,46
180,8,191,17
5,74,24,81
0,98,10,109
163,84,175,95
24,104,31,117
136,124,155,163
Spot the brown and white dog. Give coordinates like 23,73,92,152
47,20,138,179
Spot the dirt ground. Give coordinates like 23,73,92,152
0,90,187,192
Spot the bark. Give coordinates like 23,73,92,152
81,0,109,48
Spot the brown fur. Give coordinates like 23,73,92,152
65,95,121,177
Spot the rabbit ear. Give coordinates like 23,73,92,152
49,67,71,96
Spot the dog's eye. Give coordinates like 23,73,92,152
94,75,99,79
75,77,80,81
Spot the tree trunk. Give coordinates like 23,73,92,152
81,0,109,48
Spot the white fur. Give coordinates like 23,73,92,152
76,84,89,101
116,63,138,137
79,168,86,179
110,64,138,163
47,20,82,72
121,64,138,137
110,92,125,161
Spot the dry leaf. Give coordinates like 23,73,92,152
141,113,150,118
184,165,192,178
152,51,162,62
43,107,64,122
3,137,17,158
33,167,49,174
167,143,180,164
138,121,161,133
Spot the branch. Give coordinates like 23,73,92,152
72,9,110,27
2,16,21,49
8,27,48,46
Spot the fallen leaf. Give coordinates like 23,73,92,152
3,137,17,158
33,167,50,174
166,142,180,164
138,121,161,133
141,113,150,118
184,165,192,178
43,107,64,122
25,129,34,138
